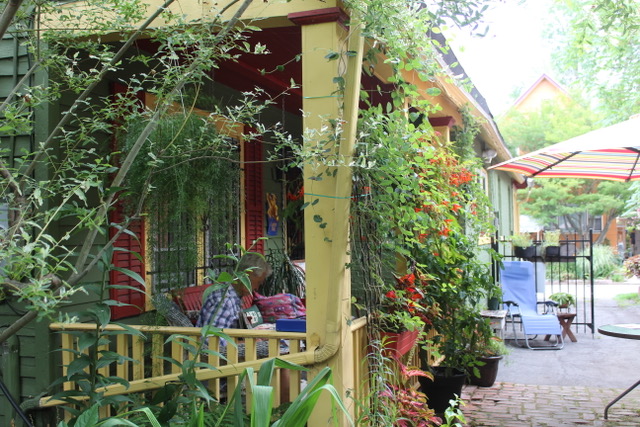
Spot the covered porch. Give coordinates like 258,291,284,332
23,0,519,425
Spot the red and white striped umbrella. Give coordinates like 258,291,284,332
489,116,640,182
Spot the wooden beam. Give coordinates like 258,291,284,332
288,7,348,27
428,116,456,128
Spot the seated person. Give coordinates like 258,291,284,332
196,252,272,329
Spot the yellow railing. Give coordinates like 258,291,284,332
42,318,372,421
350,316,370,415
42,323,308,409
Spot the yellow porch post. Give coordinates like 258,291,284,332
294,9,363,425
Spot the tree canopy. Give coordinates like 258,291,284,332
497,0,639,240
498,92,601,154
519,178,632,242
549,0,640,123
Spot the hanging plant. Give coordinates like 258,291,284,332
119,112,240,287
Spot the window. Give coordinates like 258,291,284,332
593,215,603,232
109,90,265,319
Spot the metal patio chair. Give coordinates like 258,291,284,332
500,260,564,350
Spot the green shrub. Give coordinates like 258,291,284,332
613,292,640,307
577,245,620,279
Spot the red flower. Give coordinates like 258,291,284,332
400,273,415,285
385,290,397,299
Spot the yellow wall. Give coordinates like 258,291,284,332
514,77,568,113
44,0,338,33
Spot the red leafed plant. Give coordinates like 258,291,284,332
624,254,640,278
380,358,442,426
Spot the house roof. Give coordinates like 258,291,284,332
430,31,524,184
511,73,570,111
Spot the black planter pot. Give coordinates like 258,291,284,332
514,245,536,259
487,297,501,311
545,245,561,258
418,367,467,415
469,355,503,387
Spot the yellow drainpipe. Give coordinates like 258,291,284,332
312,18,364,365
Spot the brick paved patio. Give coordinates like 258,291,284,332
462,382,640,426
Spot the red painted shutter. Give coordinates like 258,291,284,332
109,82,146,320
109,206,146,319
244,138,264,253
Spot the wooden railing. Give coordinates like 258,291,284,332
42,323,308,409
42,318,372,421
350,316,370,414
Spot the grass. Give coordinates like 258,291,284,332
613,292,640,307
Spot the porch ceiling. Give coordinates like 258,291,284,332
135,26,304,114
215,26,303,114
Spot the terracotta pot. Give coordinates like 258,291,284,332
469,355,503,387
379,329,419,357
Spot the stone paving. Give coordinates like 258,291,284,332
454,283,640,426
461,382,640,426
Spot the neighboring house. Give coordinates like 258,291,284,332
0,2,520,425
511,73,570,115
506,74,626,253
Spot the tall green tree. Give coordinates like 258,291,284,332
519,179,632,243
549,0,640,122
497,78,631,242
498,93,601,154
0,0,269,344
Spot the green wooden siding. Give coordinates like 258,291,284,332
489,168,517,242
0,30,59,425
0,306,57,425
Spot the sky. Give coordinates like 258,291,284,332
446,0,555,116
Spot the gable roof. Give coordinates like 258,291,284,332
512,73,570,111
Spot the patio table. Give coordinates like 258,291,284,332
597,323,640,419
544,312,577,342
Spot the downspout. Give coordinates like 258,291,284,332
313,15,365,363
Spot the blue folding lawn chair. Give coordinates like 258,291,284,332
500,261,564,350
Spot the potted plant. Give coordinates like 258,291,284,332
548,292,576,310
511,233,536,259
487,286,503,311
374,272,427,357
542,230,561,258
378,311,425,357
419,306,492,414
414,236,500,414
468,336,509,387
